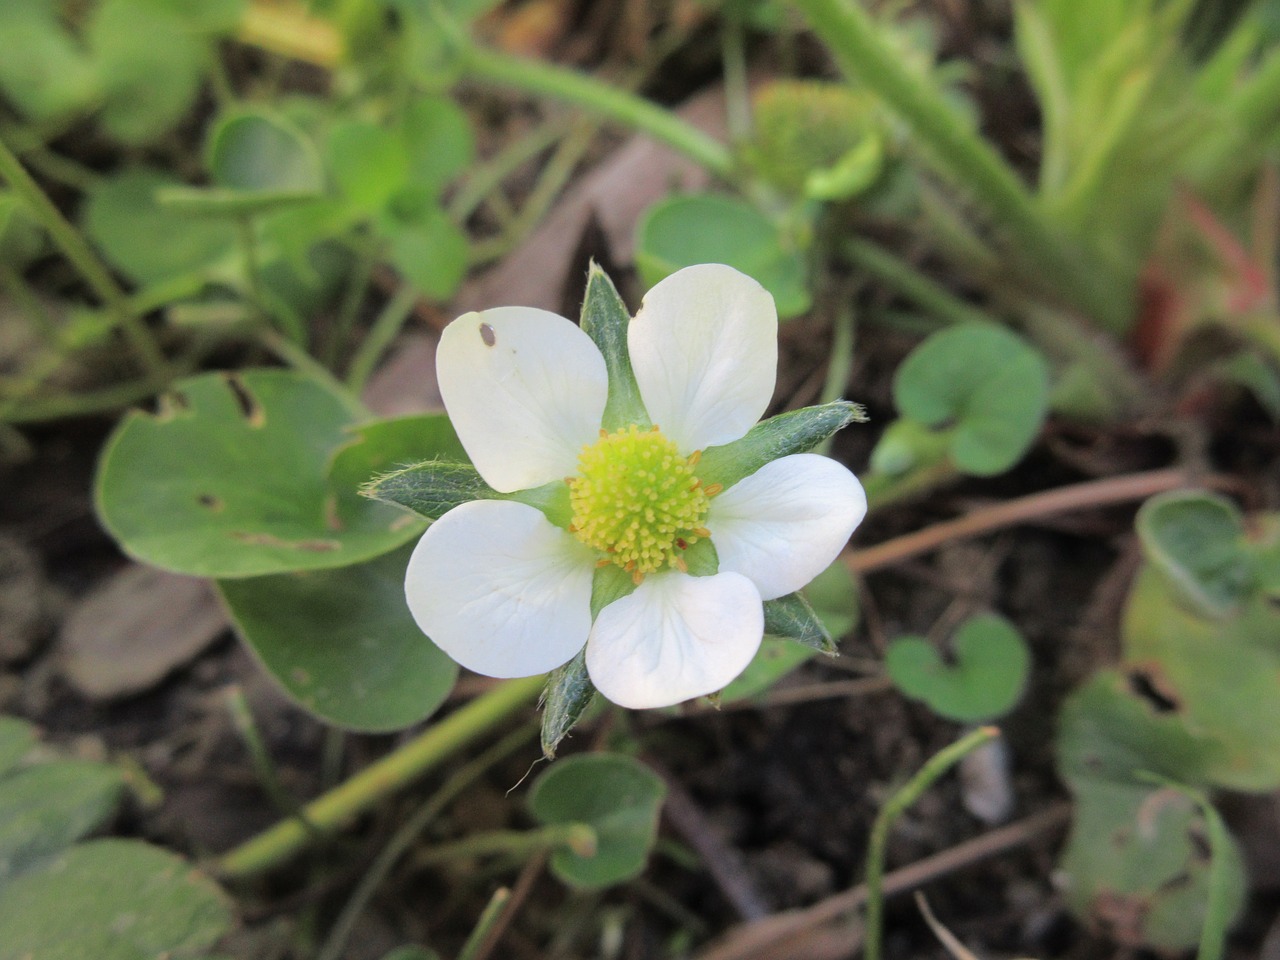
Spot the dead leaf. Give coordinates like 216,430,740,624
58,564,227,699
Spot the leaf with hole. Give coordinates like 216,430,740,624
1054,672,1247,952
886,613,1029,722
635,193,811,318
528,754,665,890
892,324,1049,476
95,370,419,578
219,541,458,731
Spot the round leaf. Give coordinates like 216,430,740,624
885,613,1030,722
88,0,205,145
219,542,459,732
893,324,1049,476
0,839,231,960
634,193,811,318
528,754,666,890
379,197,468,299
210,109,323,194
84,169,236,285
400,96,474,189
326,121,409,212
95,370,414,577
1135,490,1253,618
0,761,123,883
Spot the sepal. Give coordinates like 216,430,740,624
540,651,597,758
580,262,649,431
763,590,837,654
697,400,866,490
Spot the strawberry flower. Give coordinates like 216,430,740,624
404,263,866,709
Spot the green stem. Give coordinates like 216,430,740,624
215,676,544,878
448,118,571,223
0,136,167,374
788,0,1124,330
456,43,735,180
842,238,996,328
864,726,1000,960
345,282,420,394
0,364,195,424
258,329,364,414
721,8,752,145
413,823,596,868
325,232,381,370
225,686,312,825
315,725,536,960
862,460,959,511
457,887,513,960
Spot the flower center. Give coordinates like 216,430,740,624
568,425,713,582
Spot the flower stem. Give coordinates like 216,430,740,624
863,726,1000,960
458,888,513,960
413,823,597,868
842,238,995,328
345,281,421,394
0,136,167,375
455,39,735,179
789,0,1125,331
215,675,545,879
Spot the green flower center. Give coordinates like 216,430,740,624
568,425,715,582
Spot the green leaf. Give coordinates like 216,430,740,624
0,839,232,960
219,541,458,732
893,324,1049,476
95,370,415,577
763,591,835,654
1122,546,1280,791
1055,672,1248,952
0,3,97,122
210,109,324,194
697,401,866,490
327,121,410,212
635,193,812,318
84,169,237,285
580,262,648,430
400,96,474,190
1135,490,1253,618
528,754,666,890
540,651,596,758
0,761,124,883
379,197,468,299
885,613,1030,722
159,109,324,217
88,0,205,144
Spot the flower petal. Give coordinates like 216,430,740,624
586,571,763,708
405,500,595,678
629,264,777,452
438,307,607,492
707,453,867,600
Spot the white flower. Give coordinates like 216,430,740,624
404,263,867,709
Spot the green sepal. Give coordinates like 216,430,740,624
697,400,866,489
361,460,498,520
580,262,649,431
540,651,597,759
362,463,572,527
763,591,837,654
591,564,637,619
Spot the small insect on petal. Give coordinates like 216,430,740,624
479,323,496,347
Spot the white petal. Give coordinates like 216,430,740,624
707,453,867,601
437,307,607,493
629,264,777,452
586,572,763,709
405,500,595,678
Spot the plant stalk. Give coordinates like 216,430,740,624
215,675,544,878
